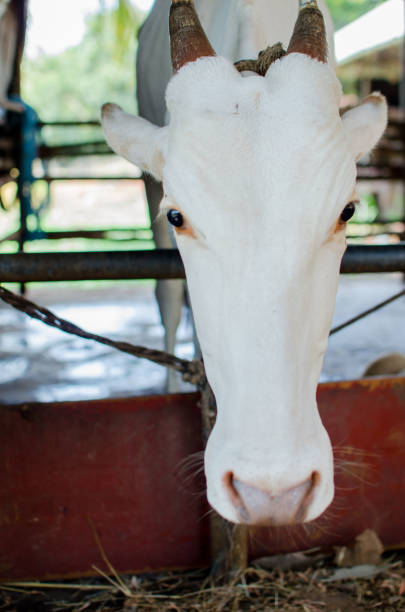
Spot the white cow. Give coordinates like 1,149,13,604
136,0,335,392
102,0,387,526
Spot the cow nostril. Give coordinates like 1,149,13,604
223,470,322,526
293,470,320,522
223,471,238,504
311,470,321,486
223,471,250,522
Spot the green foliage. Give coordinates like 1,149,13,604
353,193,379,223
21,4,141,122
21,0,387,122
327,0,386,29
112,0,139,61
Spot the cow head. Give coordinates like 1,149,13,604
101,0,387,526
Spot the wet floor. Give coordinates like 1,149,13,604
0,274,404,405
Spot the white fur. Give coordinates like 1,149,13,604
135,0,335,393
342,93,388,160
102,7,387,526
101,103,168,179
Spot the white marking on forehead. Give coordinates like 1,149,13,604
166,56,256,116
265,54,342,111
166,55,342,122
163,52,353,252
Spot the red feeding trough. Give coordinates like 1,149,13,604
0,377,404,580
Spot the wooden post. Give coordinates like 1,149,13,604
9,0,28,98
199,379,249,574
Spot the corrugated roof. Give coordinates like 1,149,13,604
335,0,404,65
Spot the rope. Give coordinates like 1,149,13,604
329,288,405,336
0,284,403,386
234,43,286,76
0,285,207,389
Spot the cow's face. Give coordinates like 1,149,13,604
102,1,387,526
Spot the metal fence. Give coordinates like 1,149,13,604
0,244,404,283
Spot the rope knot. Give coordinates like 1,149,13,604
181,359,207,388
234,42,286,76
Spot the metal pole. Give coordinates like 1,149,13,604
341,244,405,273
0,245,404,283
0,249,184,282
400,0,405,111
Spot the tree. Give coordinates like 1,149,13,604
21,0,388,122
327,0,386,29
21,3,141,122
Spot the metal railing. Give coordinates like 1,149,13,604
0,244,404,283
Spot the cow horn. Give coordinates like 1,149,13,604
170,0,216,72
287,0,327,63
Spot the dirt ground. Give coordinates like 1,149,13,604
1,560,405,611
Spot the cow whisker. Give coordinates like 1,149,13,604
333,444,381,460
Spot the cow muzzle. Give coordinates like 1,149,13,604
223,471,320,526
204,418,334,526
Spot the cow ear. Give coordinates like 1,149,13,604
341,93,388,161
101,103,167,181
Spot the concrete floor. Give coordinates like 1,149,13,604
0,273,404,405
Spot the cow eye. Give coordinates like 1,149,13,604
167,209,184,228
340,201,356,223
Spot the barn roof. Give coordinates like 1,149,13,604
334,0,404,66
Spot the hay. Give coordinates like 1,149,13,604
2,558,405,611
